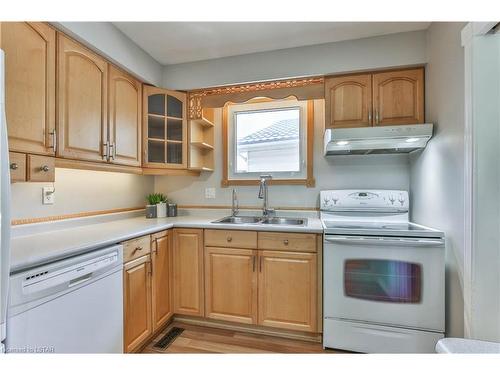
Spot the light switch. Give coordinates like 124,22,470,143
205,187,216,199
42,187,55,205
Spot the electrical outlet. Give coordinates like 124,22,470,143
42,187,55,205
205,187,216,199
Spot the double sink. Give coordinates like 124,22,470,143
212,216,307,226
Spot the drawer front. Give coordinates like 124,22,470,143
27,154,55,182
258,232,317,252
204,229,257,249
9,152,27,182
122,235,151,263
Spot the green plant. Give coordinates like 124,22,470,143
146,193,167,205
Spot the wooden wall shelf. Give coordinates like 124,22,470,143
189,108,215,172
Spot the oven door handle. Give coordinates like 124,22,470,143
324,235,445,247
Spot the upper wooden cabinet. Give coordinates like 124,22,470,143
143,86,187,169
372,68,424,126
325,68,424,129
57,34,108,162
0,22,56,155
108,66,142,167
325,74,372,129
172,229,204,316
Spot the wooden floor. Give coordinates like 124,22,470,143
141,322,341,354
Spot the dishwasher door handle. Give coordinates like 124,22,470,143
324,235,445,247
69,273,93,288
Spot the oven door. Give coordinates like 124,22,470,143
323,235,445,332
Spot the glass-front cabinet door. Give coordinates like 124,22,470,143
143,86,187,169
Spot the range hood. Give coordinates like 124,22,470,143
324,124,433,155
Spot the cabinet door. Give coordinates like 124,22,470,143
172,229,204,316
372,68,424,126
151,232,173,332
57,34,108,162
205,247,257,324
1,22,56,155
258,251,317,332
143,86,187,169
108,65,142,166
325,74,372,128
123,255,152,353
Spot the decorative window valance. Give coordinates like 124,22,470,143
188,76,324,119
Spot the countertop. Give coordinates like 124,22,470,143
10,212,323,273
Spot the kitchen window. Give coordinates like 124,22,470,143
222,98,315,186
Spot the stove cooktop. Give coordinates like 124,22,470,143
322,220,444,238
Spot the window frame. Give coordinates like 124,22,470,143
221,97,315,187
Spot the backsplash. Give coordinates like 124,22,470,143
155,101,411,208
10,168,154,221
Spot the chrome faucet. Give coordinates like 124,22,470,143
231,189,239,217
258,175,275,218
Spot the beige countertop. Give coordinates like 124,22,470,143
10,211,323,273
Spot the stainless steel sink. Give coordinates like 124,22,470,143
212,216,307,226
213,216,262,224
261,217,307,226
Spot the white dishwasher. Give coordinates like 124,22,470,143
6,245,123,353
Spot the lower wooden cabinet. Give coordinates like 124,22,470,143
123,255,152,353
173,228,204,316
204,247,258,324
258,251,317,332
151,231,173,332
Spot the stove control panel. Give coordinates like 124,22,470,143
320,190,409,212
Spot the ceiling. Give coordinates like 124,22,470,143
113,22,431,66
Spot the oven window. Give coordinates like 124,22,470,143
344,259,422,303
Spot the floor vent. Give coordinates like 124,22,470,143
153,327,185,350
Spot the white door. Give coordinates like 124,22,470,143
324,235,445,332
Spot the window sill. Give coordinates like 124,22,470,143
221,177,315,188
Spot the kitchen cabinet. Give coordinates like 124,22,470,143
27,155,55,182
325,68,424,129
258,250,317,332
173,229,204,316
372,68,424,126
123,254,152,353
204,247,258,324
9,152,26,183
143,86,187,170
108,65,142,167
0,22,56,155
151,231,173,332
57,34,108,162
325,74,372,129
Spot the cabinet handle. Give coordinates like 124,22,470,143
226,236,232,242
109,143,116,161
259,256,263,273
375,110,379,125
152,239,158,254
103,141,109,161
132,246,143,254
147,260,152,275
368,110,372,124
41,165,50,172
10,163,18,170
252,255,256,272
49,129,57,153
283,239,289,246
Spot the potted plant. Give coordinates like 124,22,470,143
145,193,163,218
156,193,168,218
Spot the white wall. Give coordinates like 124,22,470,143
409,22,466,338
468,31,500,341
11,169,154,221
155,101,410,208
53,22,163,86
162,30,427,90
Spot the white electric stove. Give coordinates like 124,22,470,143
321,190,445,353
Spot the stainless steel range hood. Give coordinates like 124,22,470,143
324,124,433,155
